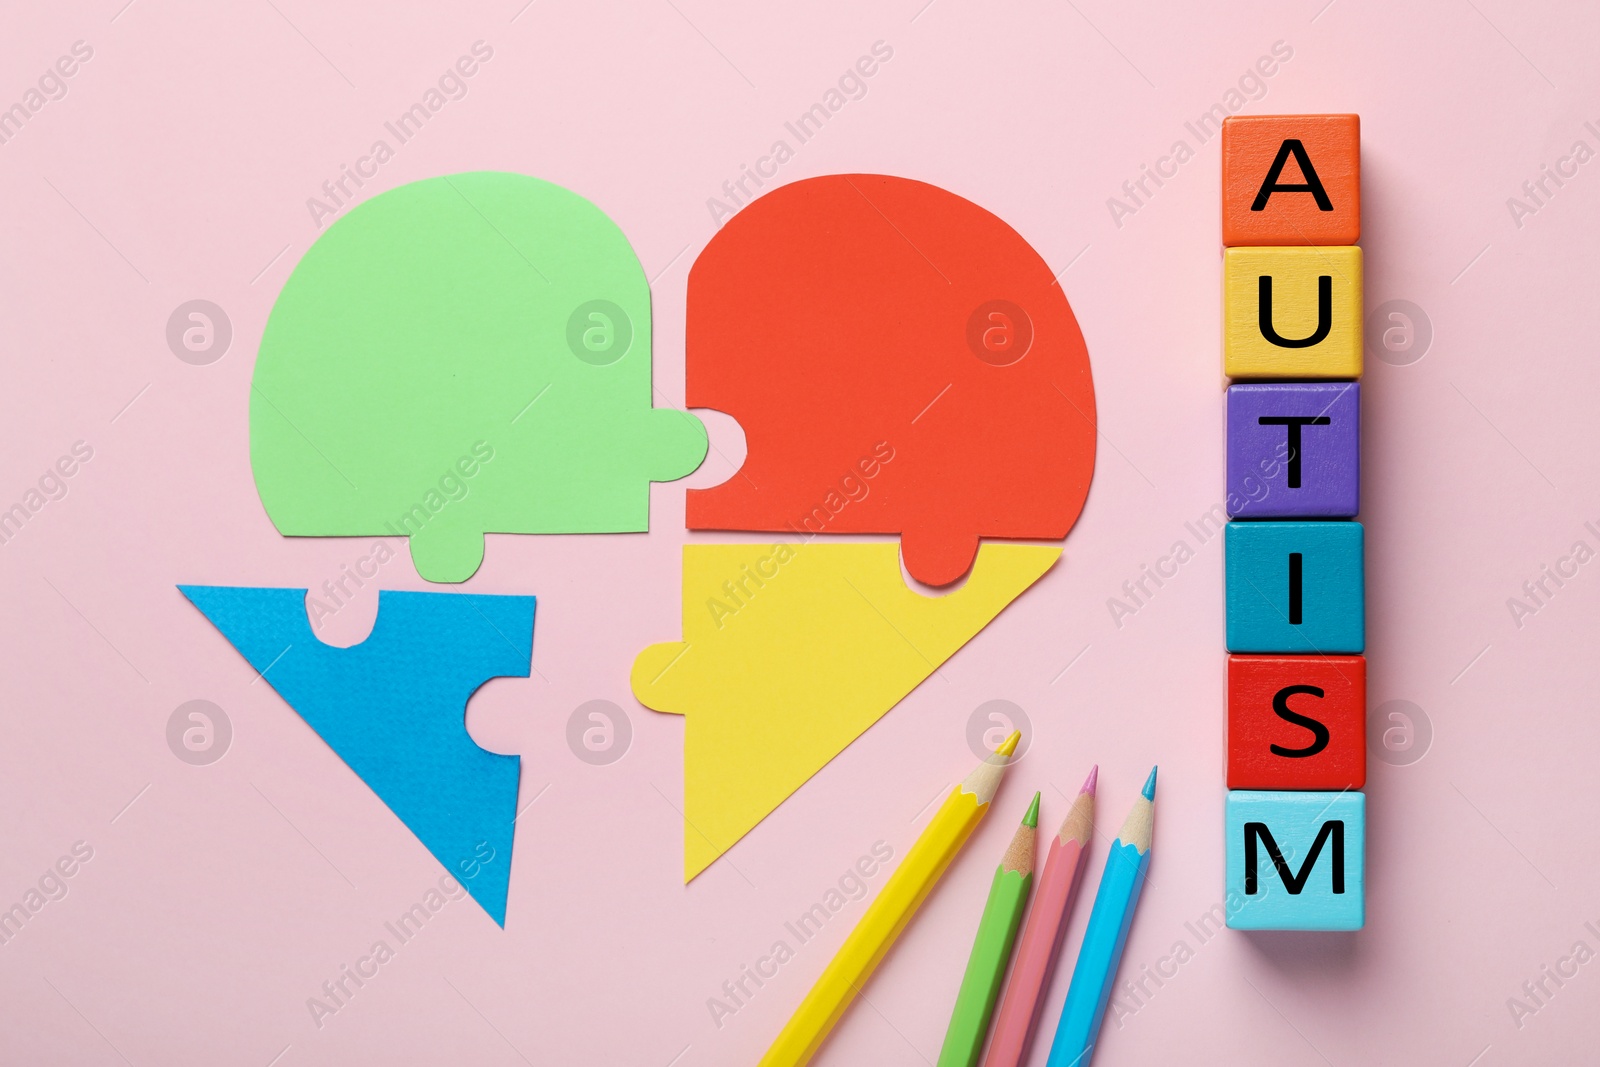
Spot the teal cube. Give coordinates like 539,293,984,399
1226,521,1364,653
1225,790,1365,931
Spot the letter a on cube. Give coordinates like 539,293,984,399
1222,114,1360,246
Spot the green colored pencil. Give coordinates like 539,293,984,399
936,791,1039,1067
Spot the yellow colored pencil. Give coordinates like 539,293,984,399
757,732,1022,1067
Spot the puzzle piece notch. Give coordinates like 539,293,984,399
179,585,535,926
252,171,708,584
684,173,1095,587
632,541,1061,881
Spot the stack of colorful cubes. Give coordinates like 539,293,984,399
1220,114,1366,931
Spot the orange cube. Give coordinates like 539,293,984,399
1222,114,1360,246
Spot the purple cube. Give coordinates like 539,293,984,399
1227,381,1359,518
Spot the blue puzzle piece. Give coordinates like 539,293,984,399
1226,790,1365,931
179,586,534,926
1225,521,1364,653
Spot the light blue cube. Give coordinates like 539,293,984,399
1225,521,1364,653
1225,790,1365,931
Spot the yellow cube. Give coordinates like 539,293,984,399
1224,246,1363,378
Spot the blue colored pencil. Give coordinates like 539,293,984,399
1044,767,1156,1067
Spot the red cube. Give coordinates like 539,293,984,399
1227,654,1366,789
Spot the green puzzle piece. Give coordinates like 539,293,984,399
252,172,708,582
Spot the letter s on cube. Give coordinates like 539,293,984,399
1227,654,1366,789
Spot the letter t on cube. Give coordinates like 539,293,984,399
1228,382,1359,518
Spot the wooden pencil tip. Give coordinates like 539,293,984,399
996,730,1021,757
1023,791,1041,828
1082,764,1099,796
1141,765,1158,801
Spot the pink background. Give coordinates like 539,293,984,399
2,1,1597,1064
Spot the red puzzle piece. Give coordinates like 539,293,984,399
685,174,1096,587
1227,654,1366,790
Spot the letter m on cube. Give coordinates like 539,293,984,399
1226,790,1364,930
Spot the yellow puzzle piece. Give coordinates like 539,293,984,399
632,541,1060,881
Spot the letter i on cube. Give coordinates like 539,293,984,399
1225,522,1364,654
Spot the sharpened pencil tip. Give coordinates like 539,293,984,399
1141,766,1158,801
996,730,1021,757
1082,764,1099,796
1023,791,1040,828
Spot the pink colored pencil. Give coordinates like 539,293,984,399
980,766,1097,1067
